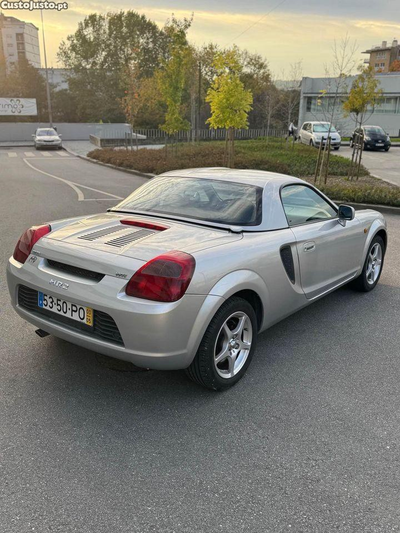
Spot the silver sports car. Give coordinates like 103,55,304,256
7,168,387,390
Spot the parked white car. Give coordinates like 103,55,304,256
33,128,62,150
299,122,341,150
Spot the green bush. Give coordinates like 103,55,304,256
319,184,400,207
88,138,368,178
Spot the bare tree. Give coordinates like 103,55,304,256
314,35,358,183
264,74,282,141
280,62,303,133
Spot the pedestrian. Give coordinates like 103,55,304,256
288,122,295,138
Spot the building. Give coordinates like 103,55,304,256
298,73,400,136
363,39,400,73
37,68,70,91
0,13,41,69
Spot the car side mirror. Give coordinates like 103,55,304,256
338,204,355,224
32,134,35,137
59,134,62,137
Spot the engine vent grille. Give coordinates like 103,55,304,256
78,226,125,241
104,229,154,248
18,285,124,346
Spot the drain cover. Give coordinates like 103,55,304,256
95,353,150,373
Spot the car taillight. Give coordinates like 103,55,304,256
125,251,195,302
13,224,51,264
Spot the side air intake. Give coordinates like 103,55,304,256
280,245,295,284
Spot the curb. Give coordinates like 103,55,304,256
63,146,154,179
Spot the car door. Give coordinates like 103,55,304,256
281,184,365,299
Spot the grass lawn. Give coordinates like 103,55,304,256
88,138,400,207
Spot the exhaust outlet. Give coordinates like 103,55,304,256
35,329,50,338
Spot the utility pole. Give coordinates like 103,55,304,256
196,61,202,142
40,9,53,127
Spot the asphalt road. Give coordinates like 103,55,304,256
339,146,400,187
1,148,400,533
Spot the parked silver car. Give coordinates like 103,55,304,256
7,168,387,390
33,128,62,150
299,121,341,150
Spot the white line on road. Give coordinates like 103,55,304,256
8,152,17,158
41,152,52,157
24,152,35,157
23,158,123,202
58,152,69,157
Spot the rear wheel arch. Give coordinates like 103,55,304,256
229,289,263,331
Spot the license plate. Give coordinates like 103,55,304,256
38,292,93,326
377,142,383,145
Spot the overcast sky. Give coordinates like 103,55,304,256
3,0,400,76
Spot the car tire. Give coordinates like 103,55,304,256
309,140,315,148
351,235,385,292
185,296,258,391
385,147,390,152
334,147,340,151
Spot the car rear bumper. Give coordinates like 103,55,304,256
7,256,223,370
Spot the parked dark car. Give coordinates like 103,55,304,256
350,126,391,152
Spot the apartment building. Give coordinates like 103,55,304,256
0,13,41,69
363,39,400,73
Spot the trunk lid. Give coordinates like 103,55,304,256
38,213,241,273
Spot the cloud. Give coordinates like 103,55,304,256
3,2,399,76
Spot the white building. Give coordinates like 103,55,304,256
37,68,70,91
0,14,41,69
298,73,400,136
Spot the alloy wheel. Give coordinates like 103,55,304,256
214,311,253,379
366,242,383,285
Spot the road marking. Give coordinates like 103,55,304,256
8,152,17,157
24,152,35,157
58,152,69,157
23,158,123,202
41,152,52,157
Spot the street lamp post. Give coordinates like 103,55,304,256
40,9,53,127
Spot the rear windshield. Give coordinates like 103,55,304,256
113,176,263,226
313,124,337,133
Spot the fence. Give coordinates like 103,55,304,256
129,128,286,142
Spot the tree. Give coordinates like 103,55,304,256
158,16,192,141
343,65,383,128
279,62,303,131
57,11,169,122
389,60,400,72
343,65,383,180
0,58,49,122
120,65,165,128
206,47,253,167
314,35,358,183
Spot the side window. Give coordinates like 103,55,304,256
281,185,337,226
301,123,308,132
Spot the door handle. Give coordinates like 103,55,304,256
304,241,315,252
